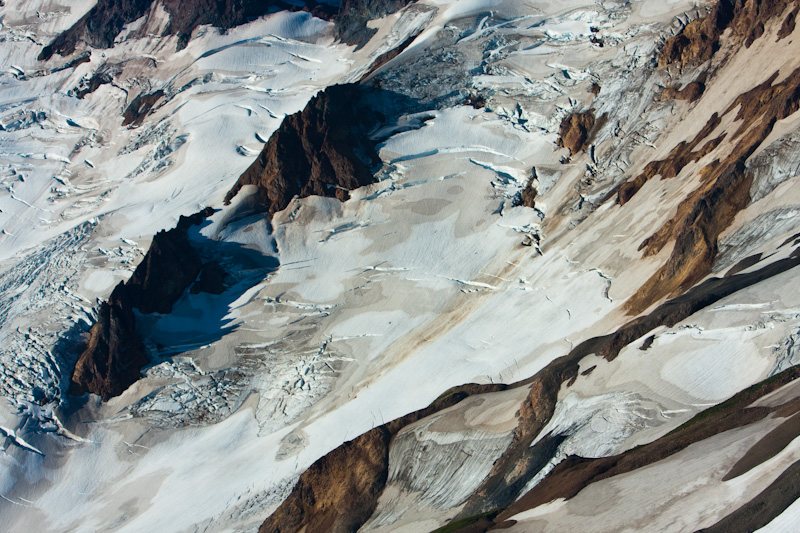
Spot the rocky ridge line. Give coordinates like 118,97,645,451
39,0,415,61
223,84,381,213
70,208,215,400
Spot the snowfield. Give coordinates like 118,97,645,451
3,0,800,531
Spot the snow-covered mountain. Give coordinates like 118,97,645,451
3,0,800,531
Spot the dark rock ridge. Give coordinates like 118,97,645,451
122,90,164,127
69,283,147,401
515,168,538,209
70,208,216,400
662,80,706,102
39,0,415,61
125,209,212,314
39,0,338,60
224,84,382,213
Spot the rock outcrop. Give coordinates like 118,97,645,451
69,283,147,400
70,208,215,400
516,169,539,209
662,80,706,102
125,209,210,314
557,110,596,156
122,90,164,127
625,66,800,314
660,0,798,69
260,246,800,532
224,84,381,213
260,384,508,533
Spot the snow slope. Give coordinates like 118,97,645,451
3,0,800,531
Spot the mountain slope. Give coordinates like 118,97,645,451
2,0,800,531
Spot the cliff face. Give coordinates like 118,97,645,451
70,208,215,400
224,84,381,213
69,284,147,400
126,210,211,314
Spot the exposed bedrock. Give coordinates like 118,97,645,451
38,0,414,61
259,384,508,533
662,80,706,102
122,90,164,127
660,0,799,69
69,283,147,400
557,110,596,156
224,84,386,213
261,245,800,532
69,208,216,400
624,66,800,314
125,209,212,314
515,168,539,209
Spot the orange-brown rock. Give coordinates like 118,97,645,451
557,110,596,156
224,84,380,213
660,0,798,69
516,170,538,209
126,209,212,314
662,80,706,102
626,67,800,314
260,427,392,533
615,112,722,205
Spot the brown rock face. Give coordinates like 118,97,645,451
260,383,508,533
261,427,392,533
660,0,798,69
70,208,215,400
662,80,706,102
516,169,538,209
224,84,381,213
70,284,147,400
125,209,212,314
557,110,596,156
